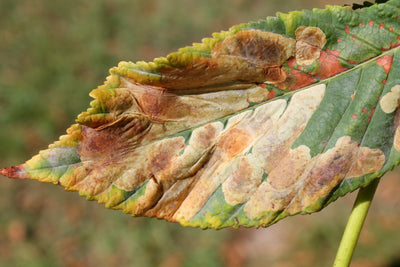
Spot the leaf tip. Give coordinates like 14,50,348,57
0,164,30,180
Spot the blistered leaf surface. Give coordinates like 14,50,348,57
2,0,400,229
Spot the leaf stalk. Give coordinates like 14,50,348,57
333,178,380,267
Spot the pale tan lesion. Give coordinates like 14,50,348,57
380,85,400,114
345,147,386,178
221,154,264,206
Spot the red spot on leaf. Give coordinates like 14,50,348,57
258,83,266,88
379,22,384,30
322,141,327,146
368,20,373,27
267,89,276,100
337,38,341,43
376,55,393,74
352,34,357,41
382,79,387,84
314,51,349,79
362,108,367,113
359,22,364,26
352,114,357,119
389,26,394,32
368,108,376,121
345,25,350,34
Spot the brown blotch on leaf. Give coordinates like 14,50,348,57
77,117,149,161
70,113,150,195
287,136,377,214
267,146,311,190
112,83,190,123
213,30,295,66
217,128,252,158
295,26,327,65
222,155,263,206
146,137,186,184
157,30,296,91
346,147,385,178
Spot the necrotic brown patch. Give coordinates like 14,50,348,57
70,112,151,195
346,147,385,178
156,30,296,91
146,137,186,183
267,146,311,190
213,30,295,66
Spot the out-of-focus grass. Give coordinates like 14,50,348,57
1,0,399,266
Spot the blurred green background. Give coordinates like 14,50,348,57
1,0,400,266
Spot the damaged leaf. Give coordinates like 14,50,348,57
2,0,400,229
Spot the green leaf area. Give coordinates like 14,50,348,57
2,0,400,229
